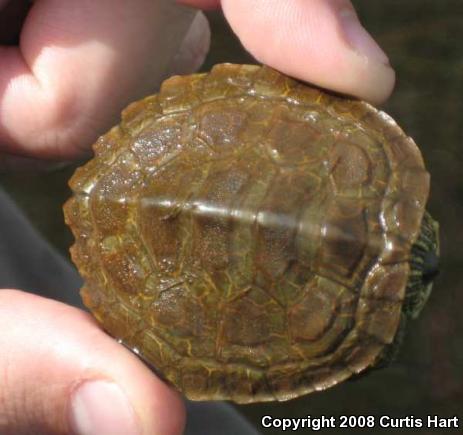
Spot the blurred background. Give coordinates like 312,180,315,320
0,1,461,433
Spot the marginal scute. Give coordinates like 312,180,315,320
253,66,296,98
159,73,206,114
381,196,423,244
382,130,424,170
285,81,323,106
343,339,384,374
92,126,127,160
380,232,411,264
357,298,402,344
362,263,409,302
140,331,174,370
99,300,143,342
329,97,370,121
203,64,259,100
399,168,430,206
64,63,432,404
122,95,162,130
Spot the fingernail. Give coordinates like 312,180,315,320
338,7,390,65
168,11,211,76
70,380,141,435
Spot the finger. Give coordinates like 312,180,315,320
165,11,211,77
0,0,197,159
221,0,395,104
0,289,185,435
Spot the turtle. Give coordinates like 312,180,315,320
63,63,439,403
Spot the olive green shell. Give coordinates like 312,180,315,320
64,64,430,403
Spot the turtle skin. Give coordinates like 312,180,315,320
64,64,432,403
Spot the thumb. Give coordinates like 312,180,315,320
0,289,185,435
204,0,395,104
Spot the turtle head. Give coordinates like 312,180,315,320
404,211,440,319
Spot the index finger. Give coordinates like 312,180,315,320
0,0,197,159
